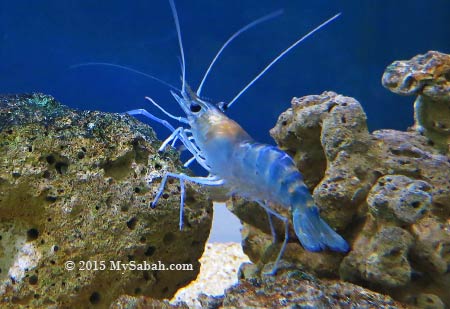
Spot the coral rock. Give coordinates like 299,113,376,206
367,175,432,224
382,51,450,153
202,263,409,308
270,92,372,229
414,293,445,309
110,296,188,309
411,217,450,275
0,94,212,308
230,85,449,307
341,225,414,288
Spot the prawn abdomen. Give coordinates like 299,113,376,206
229,142,350,253
228,142,305,205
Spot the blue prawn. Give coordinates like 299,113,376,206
128,0,349,274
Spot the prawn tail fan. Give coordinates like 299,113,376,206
292,205,350,253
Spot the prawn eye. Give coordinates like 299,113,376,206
190,104,201,113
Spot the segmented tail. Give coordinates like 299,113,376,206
292,205,349,253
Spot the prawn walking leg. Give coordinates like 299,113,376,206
151,172,224,230
126,109,176,132
158,129,209,169
256,200,289,275
257,201,277,243
128,106,209,168
266,212,277,243
158,127,186,151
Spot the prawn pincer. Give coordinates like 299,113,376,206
128,0,349,274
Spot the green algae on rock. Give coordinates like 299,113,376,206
0,94,212,308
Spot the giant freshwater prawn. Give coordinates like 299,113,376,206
82,0,350,274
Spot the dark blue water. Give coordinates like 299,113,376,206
1,1,449,142
1,1,449,243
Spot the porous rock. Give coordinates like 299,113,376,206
414,293,445,309
382,51,450,154
197,262,409,309
110,296,188,309
271,92,373,229
231,81,449,307
340,224,414,288
367,175,432,225
0,94,212,308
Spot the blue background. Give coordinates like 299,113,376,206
1,1,449,241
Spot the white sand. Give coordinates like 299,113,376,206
171,242,250,308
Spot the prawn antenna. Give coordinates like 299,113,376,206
227,12,342,109
196,9,284,97
69,62,180,92
169,0,186,95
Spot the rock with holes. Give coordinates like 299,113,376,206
230,87,450,307
0,94,212,307
382,51,450,154
270,92,373,230
410,217,450,276
340,224,414,288
196,262,409,308
414,293,446,309
367,175,432,224
110,296,188,309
